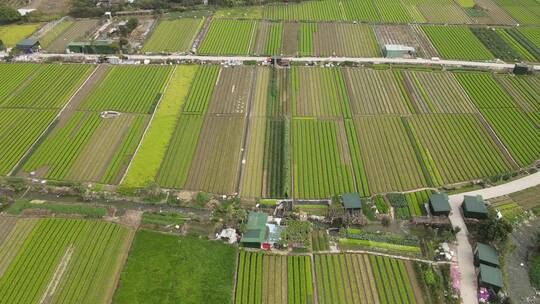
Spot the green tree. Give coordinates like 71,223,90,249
478,210,513,244
0,5,21,24
0,39,5,51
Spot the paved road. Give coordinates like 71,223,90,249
16,53,540,71
448,171,540,304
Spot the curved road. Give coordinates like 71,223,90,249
448,171,540,304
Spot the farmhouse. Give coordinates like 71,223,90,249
383,44,416,58
429,193,451,216
462,195,488,219
474,242,500,268
341,193,362,211
240,212,269,248
478,264,503,292
16,39,40,53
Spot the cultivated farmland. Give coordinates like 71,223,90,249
407,114,512,184
79,65,172,113
422,25,494,60
198,19,258,55
142,18,203,53
293,119,355,199
0,218,130,304
42,19,99,53
354,116,428,193
294,67,350,117
0,23,42,47
311,23,380,57
235,252,313,304
185,115,245,194
343,68,410,115
113,230,237,304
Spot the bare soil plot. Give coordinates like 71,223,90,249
185,115,245,194
402,70,477,114
0,217,17,247
417,3,472,23
208,66,254,115
27,0,71,15
45,19,99,53
343,68,410,115
312,23,380,57
282,22,299,56
374,24,436,58
354,116,428,194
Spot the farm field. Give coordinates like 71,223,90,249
343,68,409,115
294,67,350,117
22,111,148,183
1,64,93,109
122,66,197,188
38,19,75,49
494,0,540,24
311,23,379,57
142,18,203,53
353,116,428,193
0,109,57,175
400,70,477,114
79,65,172,113
198,19,258,55
422,25,494,60
0,23,42,47
252,21,283,56
185,115,245,194
494,74,540,111
235,252,313,304
471,27,522,61
0,63,38,101
0,218,130,304
293,119,355,199
42,19,99,53
407,114,512,185
113,229,237,304
495,28,537,62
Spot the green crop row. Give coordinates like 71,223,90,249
422,25,494,61
0,218,129,304
0,108,57,175
142,18,203,53
293,119,355,199
182,65,220,114
80,65,172,114
369,255,417,303
198,19,258,55
235,251,263,304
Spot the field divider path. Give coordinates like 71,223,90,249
191,16,213,53
231,249,241,304
119,65,177,185
308,253,319,304
236,68,258,195
8,65,100,176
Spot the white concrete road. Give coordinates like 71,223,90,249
17,53,540,71
448,171,540,304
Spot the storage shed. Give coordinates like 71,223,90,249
383,44,416,58
478,264,503,292
429,193,451,216
462,195,488,219
342,193,362,210
16,39,40,53
240,212,269,248
67,40,121,54
474,242,500,268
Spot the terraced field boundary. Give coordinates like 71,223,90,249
10,65,99,176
